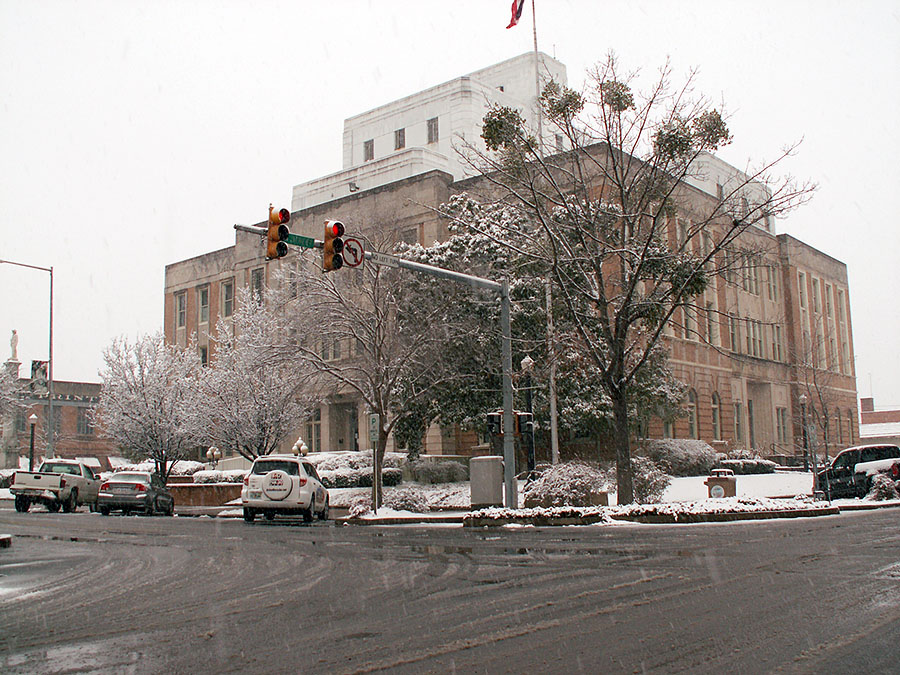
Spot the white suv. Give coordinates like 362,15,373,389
241,455,329,523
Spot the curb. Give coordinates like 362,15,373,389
464,505,841,527
336,513,466,526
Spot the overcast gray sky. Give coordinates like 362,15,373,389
2,0,899,408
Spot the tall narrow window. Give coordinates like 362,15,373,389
198,285,209,325
711,393,721,441
77,408,94,436
394,128,405,150
251,268,264,301
175,292,186,329
363,139,374,161
776,407,788,444
427,117,439,144
199,345,208,367
687,389,699,439
706,301,717,345
734,402,744,443
222,279,234,318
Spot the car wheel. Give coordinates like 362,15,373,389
100,506,110,516
264,511,275,521
303,497,314,523
14,495,30,513
318,495,329,521
63,490,78,513
48,500,61,513
89,501,98,513
166,500,175,517
243,507,255,523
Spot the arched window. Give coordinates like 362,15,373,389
687,389,699,439
711,392,721,441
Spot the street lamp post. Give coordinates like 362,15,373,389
1,259,54,459
28,413,37,471
520,355,536,474
206,446,221,469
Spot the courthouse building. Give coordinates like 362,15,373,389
164,53,858,462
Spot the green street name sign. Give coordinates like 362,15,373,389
285,234,317,249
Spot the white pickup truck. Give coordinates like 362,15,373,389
11,459,102,513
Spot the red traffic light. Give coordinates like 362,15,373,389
266,205,291,259
270,207,290,226
323,220,345,272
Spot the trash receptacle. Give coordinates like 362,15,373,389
470,456,504,509
705,468,737,498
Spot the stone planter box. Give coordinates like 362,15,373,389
166,483,242,507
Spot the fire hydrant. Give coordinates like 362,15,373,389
705,468,737,498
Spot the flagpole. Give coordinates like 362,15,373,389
531,0,542,155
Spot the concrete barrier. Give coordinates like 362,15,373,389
166,483,242,507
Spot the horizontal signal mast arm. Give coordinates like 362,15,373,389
234,224,323,249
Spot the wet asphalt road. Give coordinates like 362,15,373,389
0,506,898,674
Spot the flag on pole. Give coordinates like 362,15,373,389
506,0,525,29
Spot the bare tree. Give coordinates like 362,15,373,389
97,333,201,481
459,53,815,503
192,285,319,460
283,227,469,508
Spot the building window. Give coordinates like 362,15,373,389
332,339,341,360
222,279,234,318
776,407,788,444
663,419,675,439
711,393,721,441
394,128,405,150
798,271,807,309
848,409,854,444
836,409,843,445
767,265,779,302
199,345,208,367
427,117,439,144
251,268,264,301
175,292,186,329
730,314,740,353
734,402,743,443
705,301,717,346
306,409,322,454
198,285,209,325
772,324,783,362
77,408,94,436
555,134,564,152
811,277,820,313
687,389,699,439
363,139,374,162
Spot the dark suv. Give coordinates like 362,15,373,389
818,444,900,498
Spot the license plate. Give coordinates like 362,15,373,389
114,487,131,493
249,491,262,499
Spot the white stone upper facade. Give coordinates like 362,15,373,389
291,52,567,211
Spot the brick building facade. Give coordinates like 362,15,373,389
163,54,858,463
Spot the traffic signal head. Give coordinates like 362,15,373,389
267,206,291,260
323,220,345,271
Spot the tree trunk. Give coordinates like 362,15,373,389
374,429,388,509
612,392,634,504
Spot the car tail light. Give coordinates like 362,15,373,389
60,478,66,488
299,476,307,487
243,474,249,486
892,463,899,479
134,483,147,492
100,482,110,491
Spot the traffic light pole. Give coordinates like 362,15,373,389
359,252,518,508
233,224,519,508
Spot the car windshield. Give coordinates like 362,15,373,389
111,473,151,484
40,463,82,475
252,460,300,476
